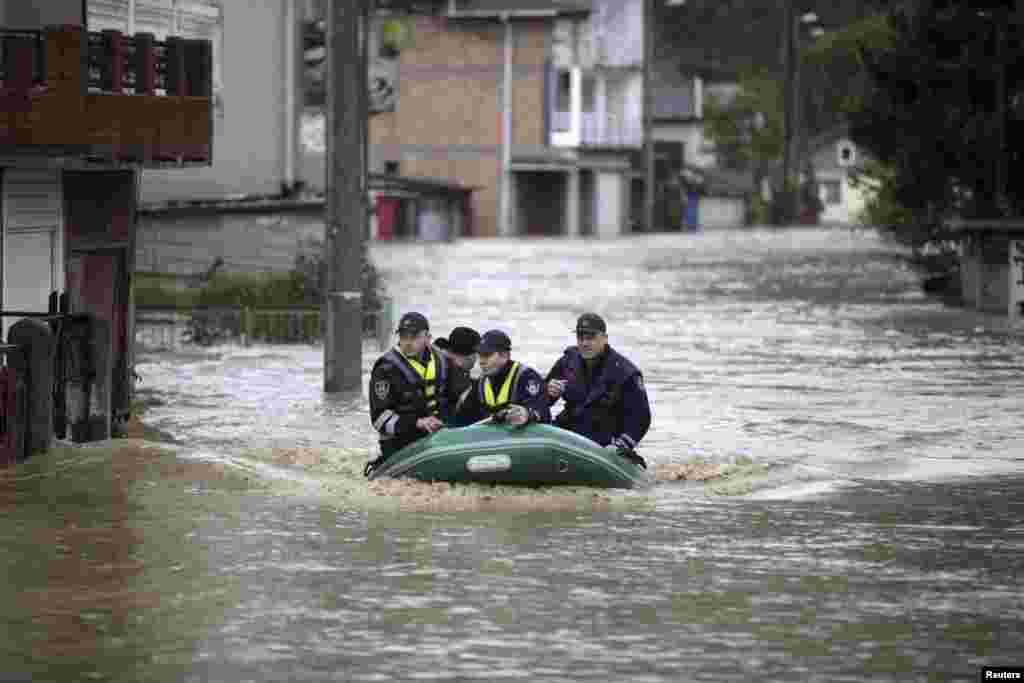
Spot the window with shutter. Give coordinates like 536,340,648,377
88,0,131,32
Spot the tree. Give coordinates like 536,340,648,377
852,0,1024,245
700,12,893,190
702,68,783,173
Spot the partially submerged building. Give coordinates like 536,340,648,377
1,0,213,458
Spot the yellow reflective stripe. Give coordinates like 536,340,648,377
484,361,519,408
404,353,436,382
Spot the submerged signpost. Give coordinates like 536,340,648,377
324,0,367,393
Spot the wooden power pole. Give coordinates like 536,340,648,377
324,0,365,393
644,0,655,233
779,0,796,225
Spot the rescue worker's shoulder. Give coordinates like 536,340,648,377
518,366,546,399
608,348,641,379
371,358,396,378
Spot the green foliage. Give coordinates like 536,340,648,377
703,68,784,173
849,159,921,241
133,272,306,309
852,2,1024,244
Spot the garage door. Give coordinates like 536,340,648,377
2,169,64,340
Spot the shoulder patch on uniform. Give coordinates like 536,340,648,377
526,379,541,396
374,380,390,399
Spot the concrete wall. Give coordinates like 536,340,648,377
592,0,642,68
0,0,82,29
959,232,1011,315
139,0,298,203
136,208,324,277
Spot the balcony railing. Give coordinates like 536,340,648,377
580,112,642,148
0,25,213,166
552,110,571,133
86,30,212,97
0,29,47,92
0,26,211,98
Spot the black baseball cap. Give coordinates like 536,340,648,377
575,313,607,335
395,311,429,335
448,327,481,356
478,329,511,354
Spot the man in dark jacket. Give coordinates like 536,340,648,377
433,326,480,426
365,312,470,476
545,313,651,468
455,330,550,427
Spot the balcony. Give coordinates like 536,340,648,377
580,112,642,149
0,25,212,166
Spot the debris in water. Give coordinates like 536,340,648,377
655,462,726,481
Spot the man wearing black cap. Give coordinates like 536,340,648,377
433,326,481,427
365,311,471,475
454,329,550,427
545,313,651,467
433,326,481,377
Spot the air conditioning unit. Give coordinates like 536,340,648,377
837,140,857,168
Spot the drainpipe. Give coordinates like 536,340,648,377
500,12,512,237
283,0,297,192
694,74,703,119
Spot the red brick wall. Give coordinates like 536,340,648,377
369,16,550,237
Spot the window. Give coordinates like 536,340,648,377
822,180,842,205
556,70,572,112
87,0,223,116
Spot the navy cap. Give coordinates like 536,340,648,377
448,326,481,356
575,313,606,335
478,329,511,354
395,311,429,335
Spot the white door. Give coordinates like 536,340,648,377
2,169,64,341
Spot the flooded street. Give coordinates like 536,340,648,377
3,228,1023,682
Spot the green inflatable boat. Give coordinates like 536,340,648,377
367,422,650,489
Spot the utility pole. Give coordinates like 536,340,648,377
779,0,795,225
324,0,365,393
995,13,1008,215
643,0,655,233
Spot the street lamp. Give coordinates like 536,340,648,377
778,3,824,225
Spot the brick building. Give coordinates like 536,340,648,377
303,0,646,238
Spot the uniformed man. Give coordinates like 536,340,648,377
545,313,651,468
365,312,470,476
455,330,550,427
433,326,481,427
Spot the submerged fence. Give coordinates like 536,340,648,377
135,299,395,352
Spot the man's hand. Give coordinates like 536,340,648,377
547,379,567,400
504,404,530,427
416,416,444,433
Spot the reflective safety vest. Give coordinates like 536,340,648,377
480,361,520,412
384,347,448,417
